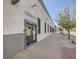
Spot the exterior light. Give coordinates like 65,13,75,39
31,4,37,8
12,0,19,5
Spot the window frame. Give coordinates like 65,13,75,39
38,18,41,34
44,22,46,33
48,24,49,32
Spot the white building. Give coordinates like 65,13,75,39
3,0,55,59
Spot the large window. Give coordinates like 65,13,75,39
38,18,41,34
44,22,46,33
48,24,49,32
52,28,54,32
50,26,51,32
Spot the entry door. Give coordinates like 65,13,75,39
24,24,37,46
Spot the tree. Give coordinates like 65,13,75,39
57,8,76,39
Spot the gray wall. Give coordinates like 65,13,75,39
3,33,24,59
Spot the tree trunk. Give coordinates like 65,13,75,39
68,29,70,39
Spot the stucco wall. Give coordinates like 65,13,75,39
3,0,25,34
3,33,24,59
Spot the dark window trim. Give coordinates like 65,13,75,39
38,18,41,34
48,24,49,32
50,26,51,32
44,22,46,33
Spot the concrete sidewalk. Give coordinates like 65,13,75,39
10,33,76,59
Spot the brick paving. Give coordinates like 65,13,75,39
10,33,76,59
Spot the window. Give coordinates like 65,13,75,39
50,26,51,32
38,18,41,34
52,28,54,32
48,24,49,32
44,22,46,33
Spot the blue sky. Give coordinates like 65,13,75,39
43,0,76,25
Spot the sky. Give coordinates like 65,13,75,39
43,0,76,25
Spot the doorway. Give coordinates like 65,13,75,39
24,22,37,47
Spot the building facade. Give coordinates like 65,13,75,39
3,0,55,59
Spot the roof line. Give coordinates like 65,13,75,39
38,0,55,26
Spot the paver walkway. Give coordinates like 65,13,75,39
10,33,76,59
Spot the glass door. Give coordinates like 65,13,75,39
24,23,37,46
26,25,33,45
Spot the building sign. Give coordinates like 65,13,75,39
25,10,37,20
24,10,37,25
